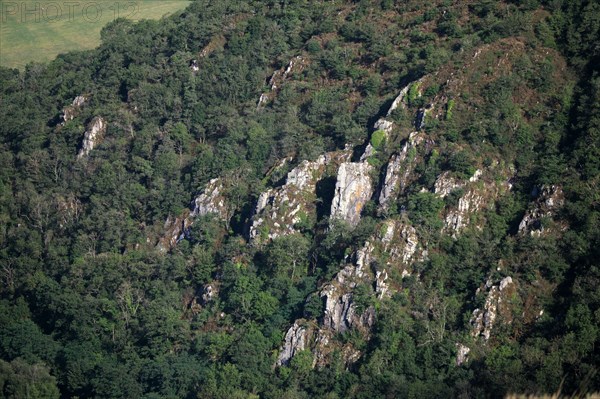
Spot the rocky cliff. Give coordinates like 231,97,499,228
329,162,374,227
77,116,106,158
249,149,351,243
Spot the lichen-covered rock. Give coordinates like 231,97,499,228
378,153,404,207
518,185,564,236
275,217,425,369
277,321,309,366
330,162,373,227
321,287,375,334
77,116,106,158
191,178,228,220
470,276,515,340
250,150,350,243
372,118,395,135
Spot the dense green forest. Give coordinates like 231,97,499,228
1,0,599,397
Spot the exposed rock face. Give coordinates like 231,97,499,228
444,189,485,232
190,59,199,72
371,81,413,135
373,118,395,135
192,178,228,220
77,116,106,158
61,95,87,124
156,213,192,252
471,276,515,341
415,104,433,130
249,150,350,243
436,168,511,233
275,217,425,369
277,321,309,366
380,220,421,267
378,132,423,210
156,179,229,252
201,283,217,304
375,270,390,299
456,343,471,366
518,185,564,236
434,171,464,198
379,153,404,206
330,162,374,227
257,55,308,109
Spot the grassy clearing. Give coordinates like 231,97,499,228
0,0,190,69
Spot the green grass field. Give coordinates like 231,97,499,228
0,0,190,69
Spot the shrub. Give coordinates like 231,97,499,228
370,130,386,149
446,99,455,120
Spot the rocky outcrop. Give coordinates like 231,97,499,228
378,132,423,210
444,189,485,232
257,56,308,109
383,221,420,265
274,217,425,368
156,179,229,252
321,286,375,334
375,270,390,299
360,80,423,161
277,322,309,366
435,168,511,233
77,116,106,158
434,171,464,198
371,82,413,135
518,185,564,236
198,34,226,58
470,276,515,341
201,283,218,305
189,59,199,72
415,104,434,130
330,162,374,227
456,343,471,366
249,150,350,243
191,178,228,220
61,95,87,124
156,213,192,252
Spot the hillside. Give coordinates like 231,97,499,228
0,0,599,398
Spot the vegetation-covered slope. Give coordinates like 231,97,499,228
0,0,599,397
